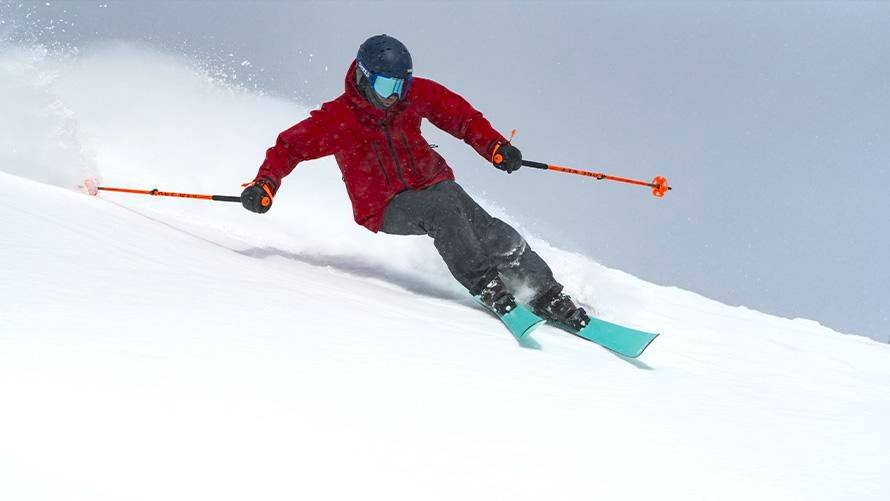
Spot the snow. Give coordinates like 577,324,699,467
1,43,889,501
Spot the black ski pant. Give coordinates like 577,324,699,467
380,180,561,299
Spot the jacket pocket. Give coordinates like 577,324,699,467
399,132,419,179
370,141,391,187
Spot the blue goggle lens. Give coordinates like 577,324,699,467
371,74,408,99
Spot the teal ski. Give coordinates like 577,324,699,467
475,297,545,343
565,316,659,358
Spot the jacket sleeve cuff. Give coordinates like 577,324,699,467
254,173,281,195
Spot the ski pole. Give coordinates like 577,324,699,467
520,160,672,198
492,129,671,197
82,180,241,203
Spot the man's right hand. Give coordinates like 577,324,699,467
241,178,275,213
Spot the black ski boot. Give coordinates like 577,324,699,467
478,276,517,316
531,287,590,331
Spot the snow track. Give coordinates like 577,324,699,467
1,43,888,500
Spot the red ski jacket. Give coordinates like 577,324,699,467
254,60,507,232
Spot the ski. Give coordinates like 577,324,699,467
559,316,659,358
474,297,545,343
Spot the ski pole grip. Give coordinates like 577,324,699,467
521,160,549,170
212,195,243,203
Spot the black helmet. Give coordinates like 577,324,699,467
356,35,413,108
357,34,412,79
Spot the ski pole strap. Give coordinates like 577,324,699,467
491,129,519,166
95,186,242,203
520,160,672,198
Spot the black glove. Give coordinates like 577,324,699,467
492,143,522,173
241,178,275,214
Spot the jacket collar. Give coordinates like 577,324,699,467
344,59,408,124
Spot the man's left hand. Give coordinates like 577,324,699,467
493,143,522,174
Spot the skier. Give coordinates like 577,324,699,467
241,34,589,330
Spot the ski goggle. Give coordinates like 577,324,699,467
370,74,410,99
357,59,411,99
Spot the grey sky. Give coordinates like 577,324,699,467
3,1,888,341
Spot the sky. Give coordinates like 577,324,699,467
2,1,888,341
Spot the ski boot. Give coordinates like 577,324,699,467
478,276,517,316
531,287,590,331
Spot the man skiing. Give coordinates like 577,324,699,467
241,34,589,331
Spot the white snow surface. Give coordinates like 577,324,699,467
2,44,889,501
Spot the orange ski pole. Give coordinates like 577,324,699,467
83,180,241,203
521,160,672,198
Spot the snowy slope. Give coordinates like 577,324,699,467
2,43,889,501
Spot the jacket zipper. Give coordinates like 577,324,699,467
381,121,409,189
399,132,418,178
370,142,391,186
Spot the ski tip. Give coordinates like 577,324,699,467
620,332,660,359
569,316,661,359
516,318,546,339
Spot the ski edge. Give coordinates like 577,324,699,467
473,296,545,341
555,317,660,359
